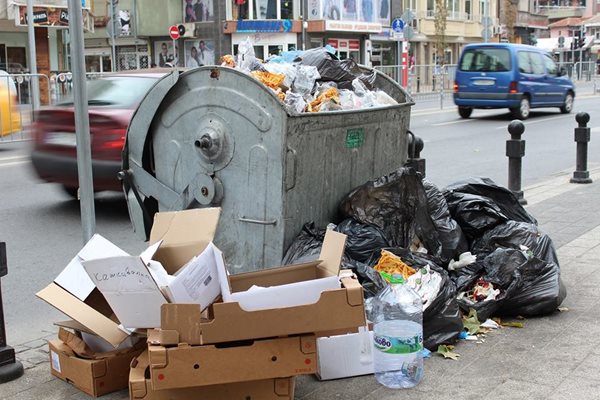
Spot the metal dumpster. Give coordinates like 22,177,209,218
123,65,414,272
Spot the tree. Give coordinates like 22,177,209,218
434,0,448,63
503,0,517,43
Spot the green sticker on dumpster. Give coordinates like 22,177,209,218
345,128,365,148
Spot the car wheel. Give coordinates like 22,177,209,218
62,186,79,199
458,107,473,119
560,92,574,114
511,97,530,120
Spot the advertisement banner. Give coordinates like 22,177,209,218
15,5,93,31
184,0,214,22
312,0,390,26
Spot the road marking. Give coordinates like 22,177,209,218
494,114,571,129
0,160,29,168
431,118,476,126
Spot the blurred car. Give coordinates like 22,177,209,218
30,69,171,197
453,43,575,120
0,70,22,137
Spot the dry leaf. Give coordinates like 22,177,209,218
436,345,460,360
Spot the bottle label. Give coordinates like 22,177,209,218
373,333,423,354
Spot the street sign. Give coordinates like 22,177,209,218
401,9,415,23
169,25,180,40
392,18,404,33
403,26,415,40
393,31,404,40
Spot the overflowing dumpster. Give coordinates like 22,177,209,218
123,61,414,272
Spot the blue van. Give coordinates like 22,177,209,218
453,43,575,119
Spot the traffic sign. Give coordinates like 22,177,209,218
169,25,180,40
392,18,404,33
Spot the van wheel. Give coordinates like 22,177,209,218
511,97,530,120
560,92,574,114
458,107,473,118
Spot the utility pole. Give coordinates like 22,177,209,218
484,0,490,42
110,0,117,71
26,0,39,110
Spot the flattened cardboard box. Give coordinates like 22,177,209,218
154,231,366,346
36,208,221,346
130,351,295,400
48,339,144,397
148,335,316,390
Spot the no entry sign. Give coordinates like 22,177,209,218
169,25,180,40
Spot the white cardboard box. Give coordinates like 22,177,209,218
316,327,374,380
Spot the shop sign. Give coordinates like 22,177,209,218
16,5,94,32
325,20,382,33
236,20,293,33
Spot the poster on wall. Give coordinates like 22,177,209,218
377,0,390,25
342,0,357,20
323,0,342,20
154,41,178,67
184,39,216,67
183,0,214,22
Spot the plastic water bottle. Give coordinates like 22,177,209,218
371,273,424,389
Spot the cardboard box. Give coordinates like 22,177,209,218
316,327,375,380
152,230,365,346
37,235,133,348
148,335,316,390
38,208,223,342
130,351,295,400
81,208,223,330
48,335,144,397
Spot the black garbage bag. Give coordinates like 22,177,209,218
496,249,566,317
455,248,520,321
445,177,537,225
339,168,442,258
282,222,325,264
471,221,560,266
449,261,486,293
443,191,509,239
341,258,388,299
423,179,468,263
296,47,377,90
366,248,463,349
335,218,390,263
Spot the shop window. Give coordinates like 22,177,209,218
232,0,249,19
281,0,293,19
232,0,294,19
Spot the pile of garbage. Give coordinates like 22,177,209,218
284,168,567,349
220,39,398,115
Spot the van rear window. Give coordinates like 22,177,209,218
459,48,511,72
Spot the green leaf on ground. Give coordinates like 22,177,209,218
500,320,524,328
436,345,460,360
462,308,481,334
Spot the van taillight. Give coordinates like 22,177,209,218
509,81,518,94
453,81,459,93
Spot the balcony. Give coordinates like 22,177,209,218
515,11,548,29
537,0,586,20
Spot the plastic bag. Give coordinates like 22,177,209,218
423,179,468,263
443,191,508,239
444,177,537,226
264,62,297,89
366,248,463,349
339,167,442,258
281,222,325,264
334,218,390,263
297,48,376,90
293,65,320,98
471,221,559,266
236,37,261,72
455,248,520,321
284,91,307,115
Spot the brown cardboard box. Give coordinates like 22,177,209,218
37,208,221,346
130,351,295,400
152,231,365,346
48,337,144,397
148,335,316,390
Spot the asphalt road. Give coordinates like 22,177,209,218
0,91,599,346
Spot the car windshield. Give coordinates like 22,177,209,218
58,75,158,107
459,48,511,72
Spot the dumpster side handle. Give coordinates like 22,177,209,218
285,147,297,191
238,217,278,226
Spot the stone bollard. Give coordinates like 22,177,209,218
506,120,527,205
570,112,592,184
405,130,426,177
0,242,24,383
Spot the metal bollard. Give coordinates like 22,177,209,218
506,120,527,205
0,242,24,383
570,112,593,184
405,130,426,177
